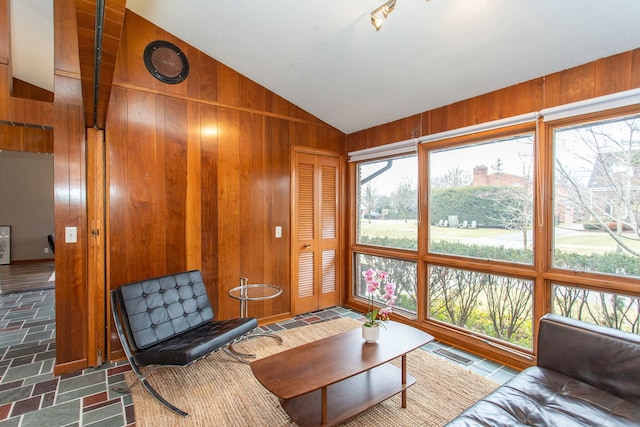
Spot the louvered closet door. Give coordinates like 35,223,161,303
292,151,340,315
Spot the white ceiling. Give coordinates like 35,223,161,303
10,0,640,134
10,0,54,92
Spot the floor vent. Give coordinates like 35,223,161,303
434,348,474,365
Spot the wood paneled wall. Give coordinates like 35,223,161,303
51,0,88,374
12,78,54,103
0,125,52,153
105,12,346,359
347,49,640,150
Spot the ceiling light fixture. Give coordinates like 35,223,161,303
371,0,396,31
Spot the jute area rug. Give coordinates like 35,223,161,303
126,317,498,426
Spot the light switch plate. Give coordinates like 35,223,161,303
65,226,77,243
275,226,282,238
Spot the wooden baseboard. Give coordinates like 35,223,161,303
257,312,291,326
54,358,88,376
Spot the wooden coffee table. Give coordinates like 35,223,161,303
251,321,433,426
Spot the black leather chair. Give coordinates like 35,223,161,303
110,270,258,416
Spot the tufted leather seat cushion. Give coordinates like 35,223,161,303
115,270,257,367
133,317,257,366
447,366,640,426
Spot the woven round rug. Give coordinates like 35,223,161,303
125,317,498,426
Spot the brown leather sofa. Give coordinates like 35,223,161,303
446,314,640,426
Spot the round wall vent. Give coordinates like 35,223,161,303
143,40,189,84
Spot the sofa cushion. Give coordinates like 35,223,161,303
538,314,640,401
446,366,640,427
132,317,258,366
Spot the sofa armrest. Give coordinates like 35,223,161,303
537,313,640,400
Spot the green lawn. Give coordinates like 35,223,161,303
360,219,640,255
359,219,418,239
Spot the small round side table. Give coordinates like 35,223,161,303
227,278,283,360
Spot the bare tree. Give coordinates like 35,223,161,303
429,266,483,327
484,275,532,341
361,184,379,224
552,286,589,319
555,117,640,256
392,177,417,223
481,186,532,249
582,291,640,333
431,165,471,189
476,147,534,250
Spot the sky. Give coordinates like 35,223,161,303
360,134,535,196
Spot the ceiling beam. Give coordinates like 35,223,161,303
75,0,125,129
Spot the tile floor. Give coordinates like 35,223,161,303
0,289,518,426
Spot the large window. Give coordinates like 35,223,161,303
351,103,640,365
357,155,418,250
553,114,640,278
428,134,535,264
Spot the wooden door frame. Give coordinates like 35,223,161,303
290,146,345,315
87,127,106,366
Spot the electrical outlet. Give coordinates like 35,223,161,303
44,247,49,254
275,226,282,238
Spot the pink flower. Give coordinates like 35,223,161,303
366,280,379,293
363,269,396,328
362,269,376,281
385,282,396,295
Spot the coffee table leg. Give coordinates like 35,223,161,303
401,354,407,408
321,387,327,425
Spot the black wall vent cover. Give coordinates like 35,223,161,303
143,40,189,84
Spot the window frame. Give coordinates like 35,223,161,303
425,129,537,266
355,154,419,251
347,152,420,319
543,105,640,301
420,123,540,357
347,105,640,367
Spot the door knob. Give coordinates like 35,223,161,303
303,243,311,249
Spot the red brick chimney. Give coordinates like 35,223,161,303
472,165,488,186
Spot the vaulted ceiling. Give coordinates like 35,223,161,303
10,0,640,133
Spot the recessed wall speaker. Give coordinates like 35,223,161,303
143,40,189,84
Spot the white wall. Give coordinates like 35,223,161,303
0,150,54,261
